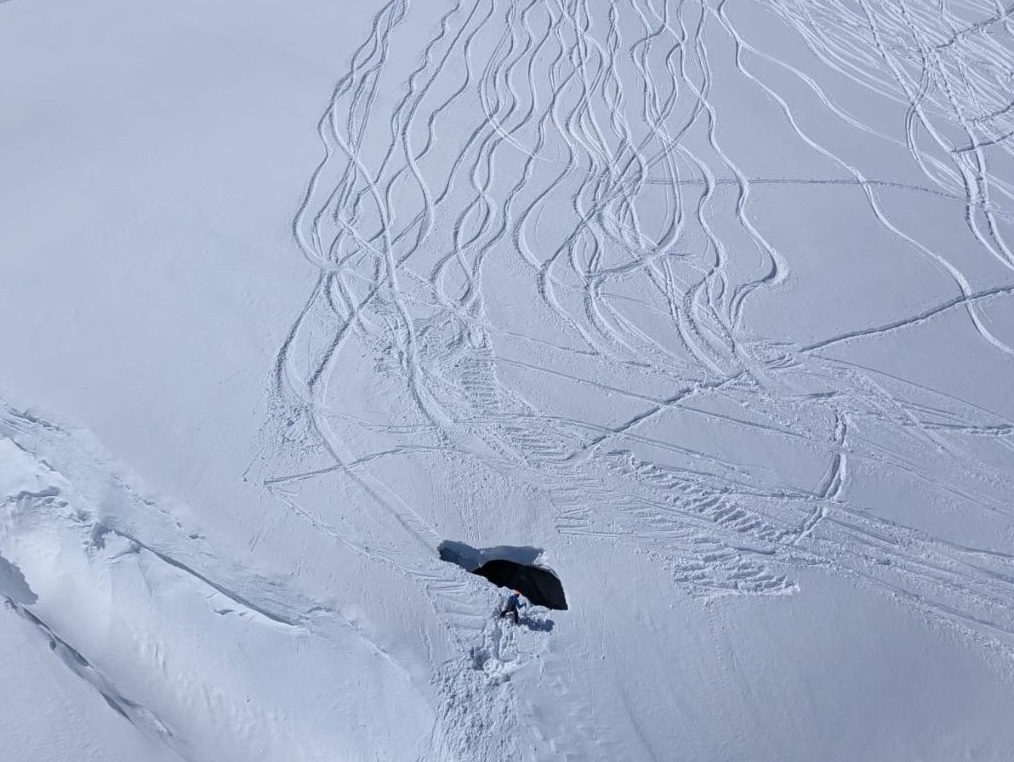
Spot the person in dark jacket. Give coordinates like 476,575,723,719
499,589,524,624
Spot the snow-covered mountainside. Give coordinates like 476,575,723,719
3,0,1014,759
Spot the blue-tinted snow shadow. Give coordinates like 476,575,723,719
520,615,554,632
0,553,37,605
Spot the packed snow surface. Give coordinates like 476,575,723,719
3,0,1014,759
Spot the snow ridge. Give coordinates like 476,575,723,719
0,402,443,761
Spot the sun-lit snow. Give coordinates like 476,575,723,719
3,0,1014,759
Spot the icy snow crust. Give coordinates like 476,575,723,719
3,0,1014,758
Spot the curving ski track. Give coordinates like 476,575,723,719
251,0,1014,755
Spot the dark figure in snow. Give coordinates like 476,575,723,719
499,589,524,624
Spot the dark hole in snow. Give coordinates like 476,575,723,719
438,540,568,610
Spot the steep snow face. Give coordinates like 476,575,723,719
3,0,1014,759
0,408,440,762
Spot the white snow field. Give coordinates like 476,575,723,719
3,0,1014,758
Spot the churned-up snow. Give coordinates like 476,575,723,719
2,0,1014,759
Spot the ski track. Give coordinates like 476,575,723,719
263,0,1014,756
6,0,1013,759
235,0,1014,757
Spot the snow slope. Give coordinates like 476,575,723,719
3,0,1014,759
